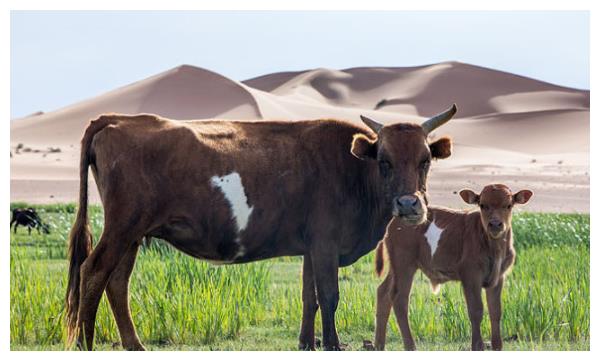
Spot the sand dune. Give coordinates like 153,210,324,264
11,65,261,148
10,62,589,212
244,61,589,118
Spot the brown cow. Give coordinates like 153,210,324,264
65,105,456,351
374,184,533,351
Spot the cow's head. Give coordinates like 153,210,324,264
351,104,456,225
460,184,533,239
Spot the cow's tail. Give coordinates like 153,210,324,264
375,241,386,277
65,115,117,345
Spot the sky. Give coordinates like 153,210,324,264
10,11,589,119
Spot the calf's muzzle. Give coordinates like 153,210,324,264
487,219,506,238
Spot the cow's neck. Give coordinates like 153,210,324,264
364,162,393,241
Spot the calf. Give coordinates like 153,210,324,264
10,208,50,235
374,184,532,351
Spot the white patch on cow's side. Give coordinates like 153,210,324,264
424,221,444,257
210,171,254,235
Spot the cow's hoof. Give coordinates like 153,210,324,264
323,343,345,351
298,343,316,351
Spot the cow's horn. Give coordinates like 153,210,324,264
360,115,383,134
421,104,457,134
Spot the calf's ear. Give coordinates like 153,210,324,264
513,190,533,204
429,136,452,159
351,134,377,160
459,189,479,204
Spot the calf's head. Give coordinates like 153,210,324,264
351,104,456,225
460,184,533,239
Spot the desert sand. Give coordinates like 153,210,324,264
10,61,589,213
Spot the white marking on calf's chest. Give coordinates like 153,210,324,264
424,221,444,257
210,172,254,233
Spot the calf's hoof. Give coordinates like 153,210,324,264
125,344,146,351
362,340,375,351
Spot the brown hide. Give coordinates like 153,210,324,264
375,184,532,351
65,111,455,351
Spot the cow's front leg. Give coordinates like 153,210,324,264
310,247,341,351
298,253,319,350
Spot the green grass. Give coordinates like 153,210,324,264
10,204,590,350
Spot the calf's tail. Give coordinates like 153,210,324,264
65,115,117,344
375,241,386,277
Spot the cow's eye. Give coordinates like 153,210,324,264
420,159,431,170
379,160,392,177
506,204,512,209
480,204,489,211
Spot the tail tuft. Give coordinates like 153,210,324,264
375,241,386,277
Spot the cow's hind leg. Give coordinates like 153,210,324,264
299,253,319,350
106,242,145,351
77,227,141,350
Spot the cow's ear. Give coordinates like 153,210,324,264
351,134,377,160
429,136,452,159
459,189,479,204
513,190,533,205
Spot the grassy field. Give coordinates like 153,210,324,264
10,203,590,351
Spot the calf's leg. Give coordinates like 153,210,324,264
105,242,145,351
298,253,319,350
391,267,417,351
310,248,341,351
374,273,393,350
486,277,504,350
462,280,484,351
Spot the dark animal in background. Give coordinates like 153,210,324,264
11,208,50,235
374,184,533,351
65,104,456,351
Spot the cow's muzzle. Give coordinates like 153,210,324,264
393,194,427,225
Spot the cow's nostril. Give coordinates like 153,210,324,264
398,196,418,209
